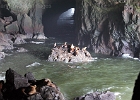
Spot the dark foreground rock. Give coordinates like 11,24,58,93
74,91,116,100
132,72,140,100
0,68,65,100
48,42,95,63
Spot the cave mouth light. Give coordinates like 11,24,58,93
57,8,75,25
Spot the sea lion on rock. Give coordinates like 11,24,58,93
62,42,67,48
82,47,87,51
32,78,57,90
54,43,57,48
22,85,37,96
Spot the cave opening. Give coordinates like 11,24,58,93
42,0,76,43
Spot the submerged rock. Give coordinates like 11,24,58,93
16,47,28,52
48,42,95,63
74,91,116,100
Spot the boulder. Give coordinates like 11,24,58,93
74,91,116,100
5,68,30,89
1,68,65,100
0,32,13,51
4,16,13,23
14,34,27,44
5,21,19,34
48,42,94,63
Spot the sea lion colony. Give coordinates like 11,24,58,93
48,42,94,63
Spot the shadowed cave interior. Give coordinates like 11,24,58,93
42,0,76,43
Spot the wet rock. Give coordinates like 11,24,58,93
40,85,65,100
16,47,28,53
5,68,30,89
1,68,65,100
0,52,5,59
48,42,94,63
24,72,36,83
76,0,126,56
74,91,116,100
14,34,27,44
0,32,13,51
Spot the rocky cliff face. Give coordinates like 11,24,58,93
76,0,140,58
0,0,140,58
0,0,46,52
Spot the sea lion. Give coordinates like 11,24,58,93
32,78,57,89
45,79,56,89
62,42,67,48
70,44,75,53
73,47,79,56
54,43,57,48
22,85,37,96
82,47,87,51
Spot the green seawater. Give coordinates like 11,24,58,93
0,38,139,100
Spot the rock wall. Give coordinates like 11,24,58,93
0,0,140,58
76,0,140,58
0,0,47,52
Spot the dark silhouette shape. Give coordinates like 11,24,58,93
132,72,140,100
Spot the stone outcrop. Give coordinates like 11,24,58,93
76,0,140,58
48,42,94,63
74,91,116,100
0,68,65,100
0,0,46,53
0,0,140,59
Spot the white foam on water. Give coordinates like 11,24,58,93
26,62,41,67
30,41,44,44
114,92,121,96
133,58,139,60
121,54,133,58
0,74,5,80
